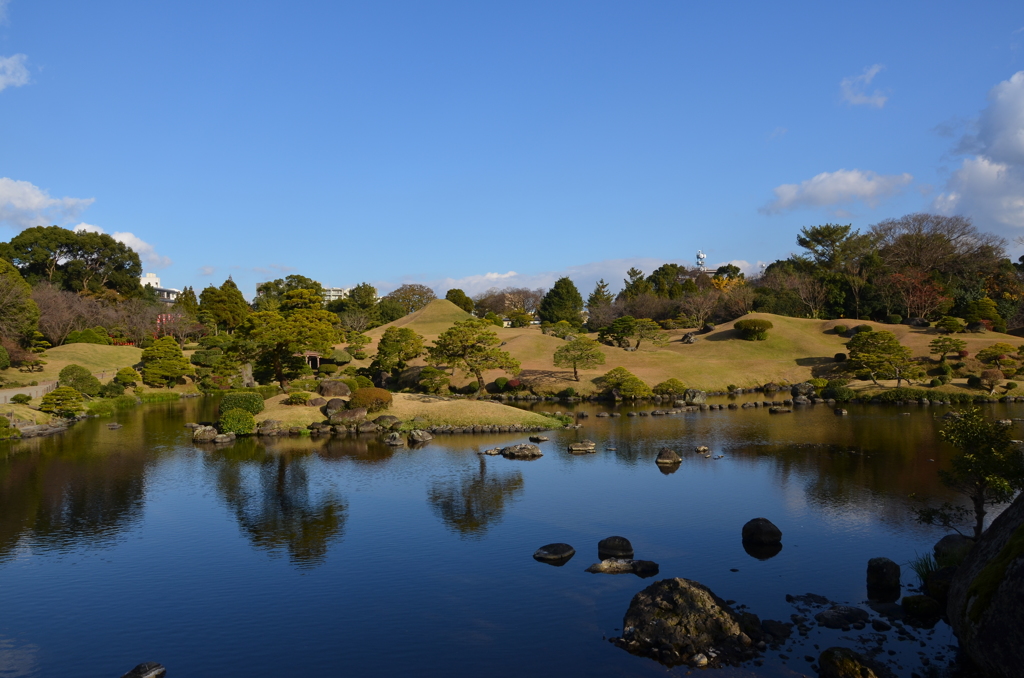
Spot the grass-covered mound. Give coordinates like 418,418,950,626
255,392,555,429
23,343,142,383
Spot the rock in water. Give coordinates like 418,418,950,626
567,440,597,454
934,533,973,562
612,578,761,667
814,605,869,629
598,535,634,559
384,432,406,446
500,444,543,460
655,448,681,465
330,408,368,424
529,435,549,443
192,426,218,442
741,517,782,545
408,429,432,443
585,558,659,577
947,492,1024,678
120,663,167,678
533,543,575,565
817,647,894,678
866,557,901,600
683,389,707,405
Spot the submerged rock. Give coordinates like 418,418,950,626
533,543,575,565
529,435,549,443
500,444,543,460
866,557,901,600
192,425,218,442
598,535,634,559
585,558,659,577
567,440,597,454
817,647,894,678
814,605,869,629
611,578,761,667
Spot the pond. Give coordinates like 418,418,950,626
0,396,1010,678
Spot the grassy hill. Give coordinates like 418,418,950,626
347,302,1024,394
24,344,143,383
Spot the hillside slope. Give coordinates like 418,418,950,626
22,344,143,383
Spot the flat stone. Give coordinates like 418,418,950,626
500,444,543,460
533,543,575,564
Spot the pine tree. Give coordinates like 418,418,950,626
537,277,583,324
173,286,200,319
141,336,195,387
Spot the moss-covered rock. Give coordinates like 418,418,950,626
948,492,1024,678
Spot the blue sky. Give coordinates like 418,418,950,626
2,1,1024,299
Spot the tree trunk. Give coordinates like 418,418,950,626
972,492,987,539
472,368,484,399
274,352,285,388
573,363,579,381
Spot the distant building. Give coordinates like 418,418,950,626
321,286,352,303
141,272,181,304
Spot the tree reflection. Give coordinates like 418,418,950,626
209,444,347,568
427,456,524,538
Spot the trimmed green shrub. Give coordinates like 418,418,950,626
330,349,353,365
494,377,509,391
349,387,393,413
826,378,849,388
822,386,856,402
834,353,847,362
939,374,952,385
808,378,828,390
418,367,450,394
560,387,576,397
58,364,102,396
832,324,847,335
887,314,903,324
319,363,339,376
65,328,110,345
190,348,223,367
653,378,687,396
967,375,982,389
236,385,280,399
872,387,987,404
115,367,141,386
855,324,873,333
218,408,255,435
285,391,311,405
734,319,773,340
462,381,480,394
100,381,126,397
11,393,31,405
199,334,233,349
339,377,360,393
1007,382,1019,390
39,386,85,417
289,378,319,392
930,378,942,387
598,367,652,398
220,391,265,415
354,376,373,389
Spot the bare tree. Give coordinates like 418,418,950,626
473,287,546,317
110,299,160,346
32,283,89,345
679,290,720,328
722,285,755,318
794,274,828,319
338,310,372,333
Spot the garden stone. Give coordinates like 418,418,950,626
374,415,400,427
308,397,327,407
598,535,633,559
683,389,707,404
585,558,659,577
680,332,697,344
791,382,815,397
500,444,543,460
533,543,575,564
330,408,367,424
192,425,218,442
529,435,549,442
408,429,432,443
934,533,973,562
357,421,378,433
742,517,782,545
866,557,901,600
324,398,347,415
567,440,597,454
319,380,351,397
814,605,869,629
656,447,681,465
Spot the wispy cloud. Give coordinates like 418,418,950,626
0,0,12,24
760,168,912,214
199,265,216,276
840,64,887,108
251,264,297,278
0,177,94,229
768,127,788,140
73,223,172,269
934,71,1024,232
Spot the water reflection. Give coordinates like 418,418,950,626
205,441,347,569
427,456,524,538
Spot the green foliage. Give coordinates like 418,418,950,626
976,343,1017,364
808,378,828,389
220,391,265,415
218,408,256,435
964,297,1006,333
426,318,520,396
1007,382,1018,390
0,416,17,439
0,258,40,342
58,364,102,396
383,283,437,315
734,318,774,340
549,320,575,338
507,310,533,328
855,324,873,333
11,393,31,405
39,386,85,417
887,314,903,324
967,375,982,389
349,387,393,412
4,225,142,295
821,386,856,402
330,349,352,364
319,363,339,375
353,375,373,390
937,316,966,334
832,324,847,334
417,367,450,394
0,345,8,371
930,336,967,362
483,311,504,327
538,277,584,324
199,277,250,332
285,391,312,405
372,326,425,373
445,288,475,313
234,309,338,387
494,376,509,391
598,315,636,347
463,381,480,394
190,347,224,367
552,336,605,381
909,553,939,587
652,378,687,396
826,378,850,388
100,381,126,397
115,367,141,386
141,336,194,387
847,330,917,386
632,318,668,348
235,385,281,400
598,367,652,398
930,378,942,387
65,327,110,345
872,387,984,404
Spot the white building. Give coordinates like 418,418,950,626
321,286,352,303
141,272,181,304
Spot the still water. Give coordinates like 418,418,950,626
0,397,1009,677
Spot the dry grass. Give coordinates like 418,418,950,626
255,392,553,428
18,344,142,383
0,403,53,426
345,307,1024,394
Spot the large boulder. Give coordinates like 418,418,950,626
683,389,707,405
656,448,682,465
791,382,815,397
408,429,433,444
947,492,1024,678
324,398,347,415
533,543,575,565
192,425,218,442
866,557,901,600
319,380,351,398
374,414,401,429
817,647,894,678
329,407,368,425
612,578,760,667
598,535,634,559
934,533,974,563
680,332,697,345
500,444,543,460
384,432,406,447
741,517,782,545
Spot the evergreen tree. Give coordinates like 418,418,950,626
141,336,195,387
586,279,614,309
553,337,606,381
173,286,200,319
445,288,475,314
537,277,583,324
426,318,521,396
371,327,425,374
620,267,653,299
199,277,250,332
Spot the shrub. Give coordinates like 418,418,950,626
939,375,952,385
220,391,265,415
100,381,126,397
0,345,9,370
967,375,982,389
808,378,828,390
190,348,223,367
855,324,873,333
495,377,509,391
727,384,737,392
290,378,320,392
976,343,1017,364
65,328,110,345
734,318,773,340
115,367,141,386
652,378,686,396
463,381,480,394
235,384,280,399
939,363,953,375
832,324,847,335
417,368,450,394
834,353,847,362
353,376,373,390
821,386,856,402
58,364,102,397
981,368,1003,392
39,386,85,417
285,391,311,405
826,378,850,388
930,378,942,387
319,363,339,376
349,387,393,413
887,314,903,324
330,349,353,365
1007,382,1019,390
11,393,31,405
218,408,255,435
1003,369,1017,379
958,350,970,358
505,379,523,392
560,386,576,397
351,351,368,361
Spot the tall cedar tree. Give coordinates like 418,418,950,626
538,277,583,324
199,278,250,332
427,318,521,396
172,286,200,319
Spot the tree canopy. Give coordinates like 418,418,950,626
553,337,606,381
426,318,520,396
234,309,338,387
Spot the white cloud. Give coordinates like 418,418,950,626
73,222,172,269
760,168,913,214
0,54,29,92
199,265,216,276
0,177,94,229
934,71,1024,231
0,0,11,24
840,64,887,108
